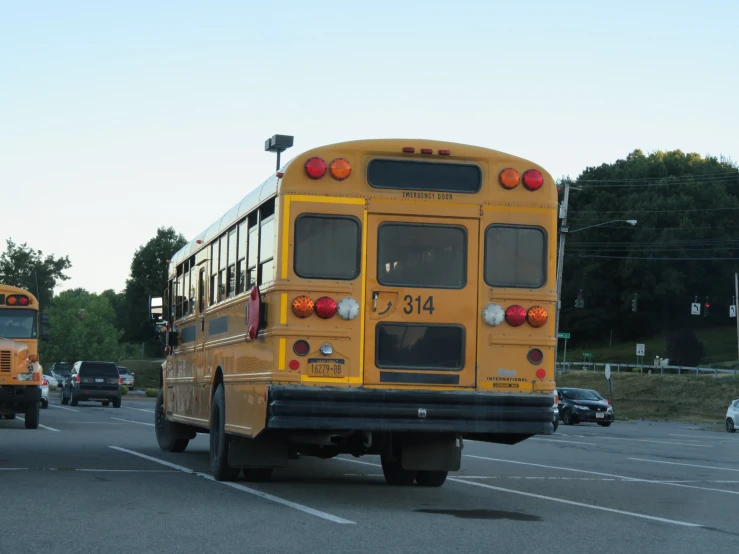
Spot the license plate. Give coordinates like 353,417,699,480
596,412,605,419
307,358,345,378
95,378,104,383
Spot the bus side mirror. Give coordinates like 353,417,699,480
149,296,164,321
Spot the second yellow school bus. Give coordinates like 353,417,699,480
154,138,557,487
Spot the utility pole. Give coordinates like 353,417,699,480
735,273,739,376
554,183,570,366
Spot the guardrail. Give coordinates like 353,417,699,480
555,361,737,378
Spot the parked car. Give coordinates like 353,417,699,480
556,387,614,427
43,374,59,388
726,399,738,433
40,377,49,409
117,366,135,390
60,361,122,408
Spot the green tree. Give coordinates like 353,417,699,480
560,149,739,346
40,289,122,364
121,227,187,343
0,239,72,309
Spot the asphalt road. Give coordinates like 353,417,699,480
1,394,738,554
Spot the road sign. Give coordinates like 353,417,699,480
558,332,570,339
636,343,645,356
691,303,701,316
583,353,592,358
731,305,736,318
605,364,611,379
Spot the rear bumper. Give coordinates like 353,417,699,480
267,386,556,435
75,387,120,400
0,385,41,408
573,411,614,423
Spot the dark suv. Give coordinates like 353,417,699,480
61,361,122,408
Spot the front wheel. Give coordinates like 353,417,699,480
727,418,736,433
415,470,448,487
598,421,612,427
25,402,40,429
210,384,240,481
155,389,190,453
41,398,48,409
562,409,574,425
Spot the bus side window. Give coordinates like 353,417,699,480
198,268,205,314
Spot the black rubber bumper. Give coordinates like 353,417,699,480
267,386,556,435
0,385,41,406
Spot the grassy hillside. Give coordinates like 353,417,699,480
555,371,739,423
558,326,738,367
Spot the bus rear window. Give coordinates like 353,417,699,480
376,323,465,370
367,159,482,193
485,225,546,288
294,215,360,280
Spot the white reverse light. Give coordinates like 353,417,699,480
337,297,360,320
482,303,505,327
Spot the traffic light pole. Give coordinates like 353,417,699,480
554,183,570,371
735,273,739,377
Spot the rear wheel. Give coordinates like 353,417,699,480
112,397,121,408
155,389,189,453
61,388,69,405
41,398,48,409
69,391,78,407
210,384,240,481
24,402,40,429
727,418,736,433
381,457,417,486
598,422,612,427
415,470,448,487
552,419,559,432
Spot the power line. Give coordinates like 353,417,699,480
571,170,739,184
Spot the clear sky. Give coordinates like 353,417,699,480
2,0,737,295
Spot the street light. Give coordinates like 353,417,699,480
568,219,637,234
553,194,637,370
264,134,294,171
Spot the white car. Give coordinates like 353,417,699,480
726,399,738,433
44,374,59,388
40,377,49,409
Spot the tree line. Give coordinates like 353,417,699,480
0,228,186,364
559,149,739,361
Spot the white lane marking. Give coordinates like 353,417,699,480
466,455,739,496
530,437,597,446
111,417,154,427
669,434,735,442
110,446,355,525
16,415,60,432
449,478,702,528
333,458,701,527
578,436,713,448
630,458,739,473
75,469,178,473
51,405,80,413
125,407,154,414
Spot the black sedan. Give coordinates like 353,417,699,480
556,387,614,427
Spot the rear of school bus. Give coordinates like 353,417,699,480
267,139,557,485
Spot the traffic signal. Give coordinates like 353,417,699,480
631,294,638,312
575,290,584,309
704,301,710,317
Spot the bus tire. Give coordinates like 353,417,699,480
24,402,40,429
155,389,189,453
415,470,448,487
381,457,417,486
210,384,239,482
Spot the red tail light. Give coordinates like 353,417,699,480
18,296,29,306
535,368,546,379
293,340,310,356
527,348,544,364
504,305,527,326
305,157,327,179
42,379,48,386
606,400,610,405
522,169,544,191
118,377,122,385
315,297,337,319
75,374,80,383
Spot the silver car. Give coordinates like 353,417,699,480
726,399,738,433
40,377,49,409
44,374,59,388
117,366,135,390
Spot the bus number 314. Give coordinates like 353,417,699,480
403,295,435,315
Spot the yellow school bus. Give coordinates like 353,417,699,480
0,284,50,428
153,138,557,487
